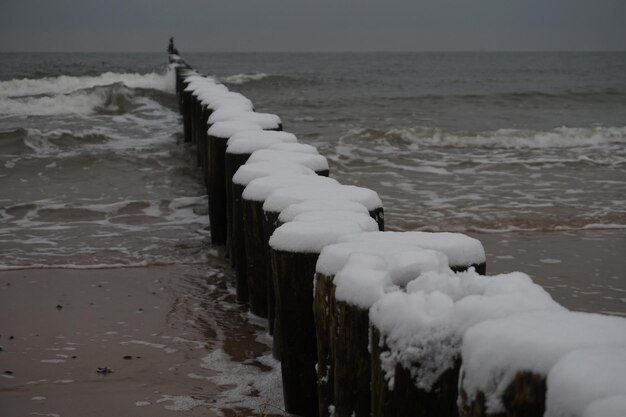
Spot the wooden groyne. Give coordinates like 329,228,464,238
168,47,626,417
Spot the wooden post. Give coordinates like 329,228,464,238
313,273,336,417
242,199,267,310
206,122,261,245
182,87,193,143
271,249,321,417
370,323,462,417
225,152,251,268
458,372,546,417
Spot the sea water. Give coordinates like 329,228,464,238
0,52,625,315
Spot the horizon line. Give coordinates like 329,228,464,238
1,49,625,54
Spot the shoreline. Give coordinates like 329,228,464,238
0,263,285,417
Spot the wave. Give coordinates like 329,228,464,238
0,67,175,98
0,80,177,117
221,72,270,85
341,125,626,149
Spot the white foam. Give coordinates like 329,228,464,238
0,69,175,98
222,73,270,85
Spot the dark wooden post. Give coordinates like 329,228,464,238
271,249,321,417
206,121,262,245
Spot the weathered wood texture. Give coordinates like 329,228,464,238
313,273,336,417
333,301,371,417
225,152,251,268
207,134,228,245
242,199,266,310
271,249,320,417
459,371,547,417
231,182,248,302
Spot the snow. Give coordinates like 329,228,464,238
279,200,369,223
317,241,431,276
208,110,281,130
232,161,315,187
268,142,319,154
461,311,626,414
248,149,329,173
226,131,297,155
263,184,383,213
207,120,263,139
368,269,562,391
545,348,626,417
337,231,485,269
242,175,339,203
584,396,626,417
268,215,379,254
333,253,395,309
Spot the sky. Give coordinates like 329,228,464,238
1,0,625,52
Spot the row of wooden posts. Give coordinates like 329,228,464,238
168,52,572,417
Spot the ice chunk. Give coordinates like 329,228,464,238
461,311,626,414
243,175,338,203
232,161,315,187
227,131,298,155
248,149,329,173
545,348,626,417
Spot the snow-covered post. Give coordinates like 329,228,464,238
458,311,626,417
233,163,317,305
225,132,298,266
313,233,486,417
206,122,263,245
268,214,380,416
242,175,336,318
263,185,383,360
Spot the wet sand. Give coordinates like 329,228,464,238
0,260,285,417
1,230,624,417
474,228,626,316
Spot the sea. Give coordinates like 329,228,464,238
1,52,625,316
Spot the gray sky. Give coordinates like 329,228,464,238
1,0,625,52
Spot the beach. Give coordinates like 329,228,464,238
1,51,625,415
0,263,286,416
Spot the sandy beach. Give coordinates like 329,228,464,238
0,260,285,417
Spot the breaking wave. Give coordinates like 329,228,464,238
221,72,270,85
342,125,626,149
0,68,175,98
